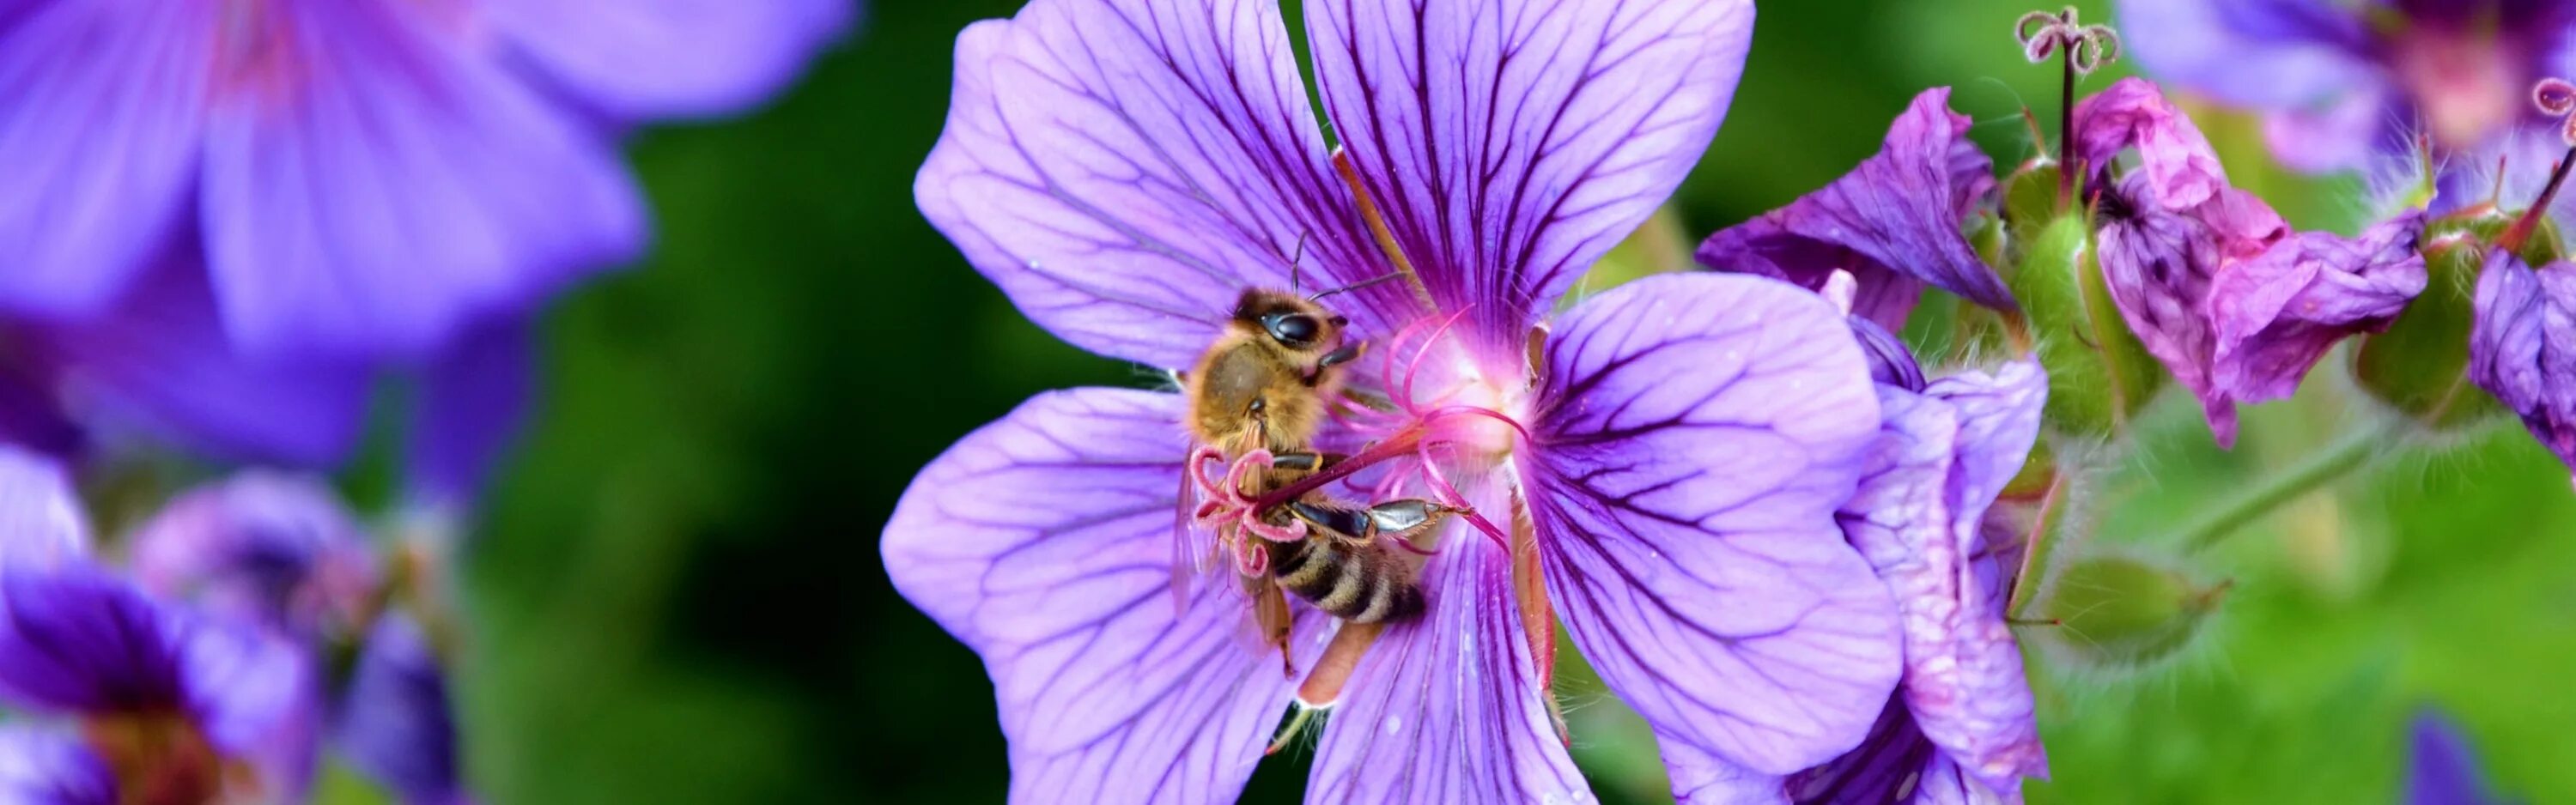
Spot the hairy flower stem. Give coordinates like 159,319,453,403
2058,53,2077,209
2182,426,2396,554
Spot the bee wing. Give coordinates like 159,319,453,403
1170,461,1202,614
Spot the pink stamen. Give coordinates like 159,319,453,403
1400,306,1477,415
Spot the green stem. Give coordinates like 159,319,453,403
2182,426,2395,554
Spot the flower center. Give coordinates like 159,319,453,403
2391,27,2526,150
81,710,237,805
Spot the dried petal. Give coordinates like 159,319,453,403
1698,88,2013,331
2208,211,2428,411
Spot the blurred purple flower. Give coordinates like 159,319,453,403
337,614,470,805
0,257,372,466
1698,87,2014,332
2409,711,2511,805
2078,78,2427,446
2124,0,2576,171
0,0,854,361
127,470,474,805
0,449,313,804
2470,250,2576,471
0,727,115,805
1788,360,2050,803
130,472,381,639
886,0,1908,801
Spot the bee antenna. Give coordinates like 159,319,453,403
1309,271,1406,302
1287,232,1314,295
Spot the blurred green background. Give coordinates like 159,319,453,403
416,1,2576,802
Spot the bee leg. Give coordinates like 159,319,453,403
1267,451,1350,474
1303,342,1364,386
1360,499,1465,536
1285,499,1373,542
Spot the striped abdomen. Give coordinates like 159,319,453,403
1268,536,1424,624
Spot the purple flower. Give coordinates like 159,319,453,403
0,451,313,804
2078,78,2427,446
0,728,115,805
2409,711,2509,805
2470,250,2576,471
337,614,470,805
0,446,87,569
125,470,474,805
0,0,853,361
129,472,381,639
2124,0,2576,170
887,0,1908,801
1697,88,2013,332
1787,360,2050,802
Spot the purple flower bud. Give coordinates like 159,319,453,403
2469,251,2576,470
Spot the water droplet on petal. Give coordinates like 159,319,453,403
1382,716,1403,735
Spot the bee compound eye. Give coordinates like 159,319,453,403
1267,313,1321,347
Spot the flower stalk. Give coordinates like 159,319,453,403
2182,425,2397,554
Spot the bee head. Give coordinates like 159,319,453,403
1234,289,1346,352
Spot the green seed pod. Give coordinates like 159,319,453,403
2035,554,2228,673
2007,214,2168,440
2346,208,2560,431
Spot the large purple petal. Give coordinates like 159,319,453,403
0,727,115,805
201,0,646,360
1305,519,1585,803
491,0,853,122
1698,88,2012,326
1309,0,1755,355
2208,212,2427,409
2119,0,2379,110
2470,251,2576,471
883,388,1315,803
409,316,537,508
918,0,1393,372
25,260,374,467
1522,274,1899,787
0,445,87,571
0,565,188,715
337,614,469,805
0,0,210,317
1844,363,2047,795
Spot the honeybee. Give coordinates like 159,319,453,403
1176,283,1449,663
